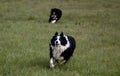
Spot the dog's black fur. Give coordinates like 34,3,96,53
48,8,62,23
49,32,76,68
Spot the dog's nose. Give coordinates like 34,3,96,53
55,41,58,44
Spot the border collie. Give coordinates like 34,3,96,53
48,8,62,23
49,32,76,68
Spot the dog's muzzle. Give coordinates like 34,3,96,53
55,41,60,46
55,41,59,45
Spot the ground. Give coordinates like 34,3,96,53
0,0,120,76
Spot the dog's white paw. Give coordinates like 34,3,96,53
50,64,55,68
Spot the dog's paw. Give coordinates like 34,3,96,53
50,64,55,68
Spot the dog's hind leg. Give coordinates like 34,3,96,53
60,60,66,64
58,57,66,64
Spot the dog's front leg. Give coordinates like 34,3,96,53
50,58,55,68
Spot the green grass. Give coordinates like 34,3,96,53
0,0,120,76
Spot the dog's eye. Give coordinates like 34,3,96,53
61,37,65,41
53,36,58,41
51,36,57,46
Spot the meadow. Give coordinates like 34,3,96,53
0,0,120,76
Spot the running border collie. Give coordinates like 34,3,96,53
49,32,76,68
48,8,62,23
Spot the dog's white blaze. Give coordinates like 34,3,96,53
51,20,56,23
56,36,61,45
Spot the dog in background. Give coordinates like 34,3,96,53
48,8,62,23
49,32,76,68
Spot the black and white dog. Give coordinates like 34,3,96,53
49,32,76,68
48,8,62,23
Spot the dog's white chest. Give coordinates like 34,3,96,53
51,20,56,23
53,45,63,59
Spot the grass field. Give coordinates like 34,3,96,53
0,0,120,76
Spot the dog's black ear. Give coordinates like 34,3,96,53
55,32,58,36
60,32,64,36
